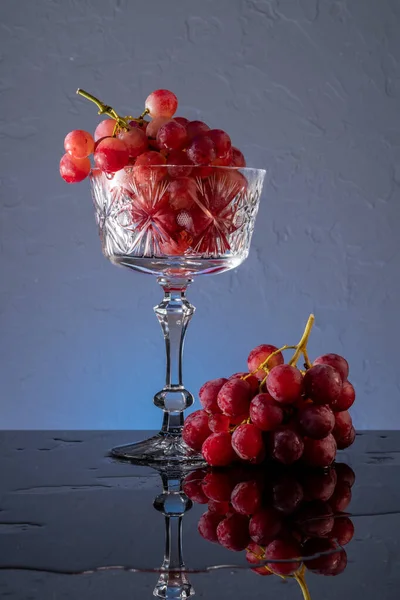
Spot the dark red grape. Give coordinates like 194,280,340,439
157,120,187,151
272,475,304,514
325,549,347,576
302,468,337,502
303,364,342,406
231,480,262,515
186,120,210,140
186,135,216,165
250,393,284,431
199,378,228,413
303,538,341,573
270,427,304,465
303,434,337,467
331,381,355,412
206,129,231,157
333,410,353,440
296,501,334,537
229,373,260,395
182,469,208,504
247,344,284,380
198,511,224,543
182,411,211,451
267,365,304,404
208,499,231,514
335,463,356,487
329,481,352,512
298,404,335,439
230,146,246,167
216,513,250,551
329,516,354,545
232,424,264,461
202,432,236,466
208,413,230,433
217,379,252,417
313,353,349,382
265,538,302,576
202,472,235,502
249,508,282,545
336,426,356,449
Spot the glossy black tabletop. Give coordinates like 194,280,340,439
1,430,400,599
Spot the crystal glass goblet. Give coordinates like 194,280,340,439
90,165,266,464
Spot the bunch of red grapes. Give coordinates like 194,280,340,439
183,461,355,580
183,316,356,467
59,88,246,184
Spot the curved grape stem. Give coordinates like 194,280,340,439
288,314,315,368
294,567,311,600
76,89,132,130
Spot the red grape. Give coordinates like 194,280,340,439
230,147,246,167
329,516,354,545
247,344,284,380
174,116,189,127
129,120,148,132
182,411,210,451
198,511,224,543
60,154,91,183
333,410,353,440
157,120,188,151
202,432,236,466
298,404,335,439
64,130,94,159
250,393,284,431
329,481,352,512
336,426,356,449
229,373,260,395
246,542,273,575
231,480,262,515
168,177,197,210
272,475,304,514
249,508,282,545
331,381,355,412
182,469,208,504
167,149,194,178
134,151,167,184
270,428,304,464
206,129,231,158
146,116,172,142
199,378,228,413
302,468,337,502
186,120,210,140
208,499,231,514
231,424,264,461
94,119,115,141
296,501,335,537
212,148,233,166
94,137,129,173
303,538,341,573
186,135,216,165
313,353,349,382
266,365,304,404
117,128,148,158
209,413,230,432
145,89,178,118
303,434,337,468
202,472,235,502
335,462,355,487
325,549,347,576
265,538,301,576
217,379,252,417
216,513,250,551
303,364,342,406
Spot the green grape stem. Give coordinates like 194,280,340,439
76,88,132,130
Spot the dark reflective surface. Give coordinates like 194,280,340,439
0,430,399,599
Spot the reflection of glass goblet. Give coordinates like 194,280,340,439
90,165,266,464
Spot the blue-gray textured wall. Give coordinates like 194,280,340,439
0,0,399,429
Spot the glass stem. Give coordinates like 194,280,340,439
154,278,195,437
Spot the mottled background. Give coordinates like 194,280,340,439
0,0,399,429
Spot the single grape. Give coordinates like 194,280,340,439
265,538,302,576
209,413,230,433
301,467,337,502
145,89,178,118
229,373,260,395
59,154,91,183
206,129,231,158
266,365,304,404
335,462,356,487
212,148,233,166
94,119,116,141
296,501,335,537
324,549,347,576
216,513,250,551
185,409,207,425
146,116,172,141
247,344,284,380
168,177,197,210
270,427,304,464
117,128,148,158
333,410,353,440
231,424,264,462
329,481,352,512
246,542,273,575
217,378,253,417
202,472,235,502
336,426,356,449
231,480,262,515
64,130,94,159
303,364,342,406
329,516,354,546
272,474,304,514
174,116,189,127
199,378,228,413
202,432,236,466
313,353,349,382
182,411,211,451
186,120,210,140
331,380,355,412
186,135,216,165
134,151,167,184
298,404,335,439
249,507,282,545
198,511,224,543
208,499,231,514
230,147,246,167
303,434,337,467
182,469,208,504
303,538,341,573
250,393,284,431
157,120,188,151
94,138,129,173
167,149,194,178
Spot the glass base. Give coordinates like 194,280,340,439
110,433,205,467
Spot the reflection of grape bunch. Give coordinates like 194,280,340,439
183,315,356,467
184,462,355,596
